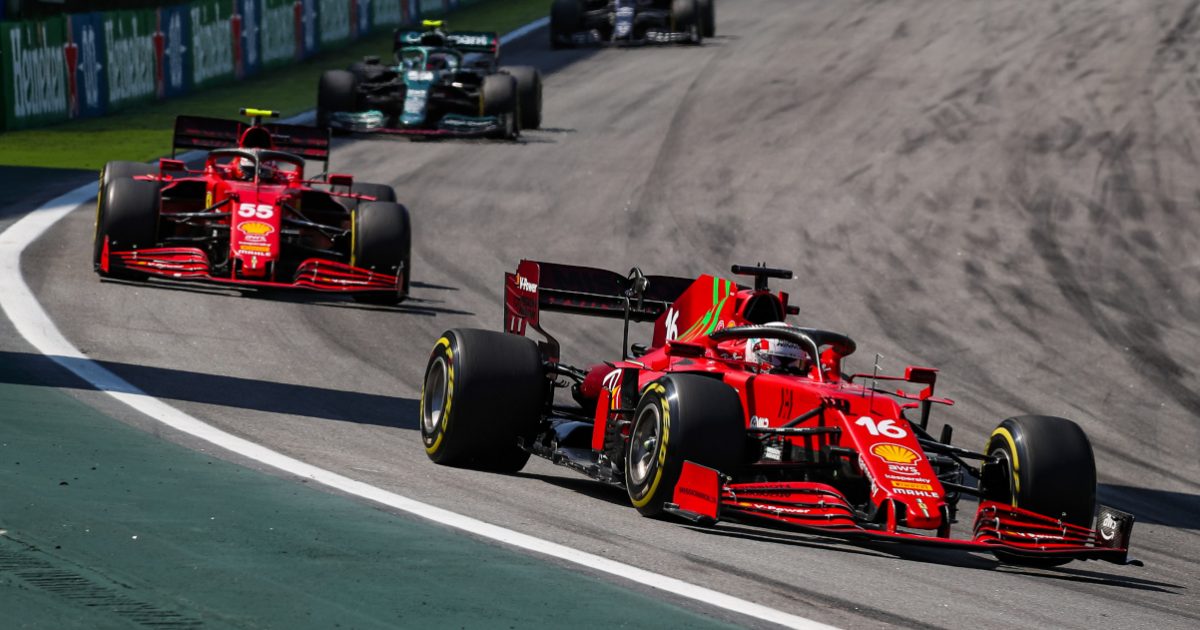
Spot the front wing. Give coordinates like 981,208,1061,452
666,462,1138,565
100,241,401,294
329,111,509,138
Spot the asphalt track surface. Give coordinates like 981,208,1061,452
11,0,1200,627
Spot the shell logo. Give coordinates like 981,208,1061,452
238,221,274,236
871,443,920,464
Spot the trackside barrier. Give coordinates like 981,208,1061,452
1,0,422,131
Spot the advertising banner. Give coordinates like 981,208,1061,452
103,10,158,111
374,0,416,27
1,18,69,130
259,0,295,69
318,0,350,48
65,12,107,119
236,0,261,79
296,0,318,60
353,0,370,39
157,4,192,99
190,0,234,89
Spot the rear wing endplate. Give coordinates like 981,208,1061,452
504,260,693,338
172,115,331,164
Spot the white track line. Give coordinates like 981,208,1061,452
0,21,837,630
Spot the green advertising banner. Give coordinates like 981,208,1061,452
318,0,352,48
259,0,298,70
1,18,69,131
190,0,235,89
102,10,158,112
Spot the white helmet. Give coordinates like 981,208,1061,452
745,322,811,373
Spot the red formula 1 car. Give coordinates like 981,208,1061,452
94,109,411,304
420,261,1139,566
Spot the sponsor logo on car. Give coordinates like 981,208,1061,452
891,480,933,491
516,274,537,293
871,443,920,464
238,221,274,241
893,487,939,498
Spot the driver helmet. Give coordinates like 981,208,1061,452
231,156,255,181
745,322,812,374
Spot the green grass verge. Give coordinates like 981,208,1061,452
0,0,549,170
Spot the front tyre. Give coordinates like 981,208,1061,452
94,161,156,270
500,66,543,130
95,176,161,279
317,69,358,130
482,73,519,139
550,0,583,49
420,329,546,471
982,414,1097,567
352,201,411,304
697,0,716,37
626,374,745,516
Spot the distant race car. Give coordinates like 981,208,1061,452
317,20,542,139
419,261,1140,567
550,0,715,47
94,109,411,304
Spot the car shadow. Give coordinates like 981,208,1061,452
97,276,474,317
0,350,417,430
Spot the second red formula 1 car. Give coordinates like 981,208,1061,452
420,260,1139,567
94,109,411,304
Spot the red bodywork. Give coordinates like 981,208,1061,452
502,260,1135,564
100,116,401,295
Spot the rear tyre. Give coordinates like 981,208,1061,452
94,161,156,270
95,177,161,279
500,66,543,130
697,0,715,37
351,201,411,304
550,0,583,49
982,415,1097,567
420,329,546,471
626,374,745,516
349,59,388,83
317,70,358,130
482,73,519,139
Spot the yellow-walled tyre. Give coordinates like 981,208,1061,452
420,329,545,472
625,374,744,517
983,414,1097,567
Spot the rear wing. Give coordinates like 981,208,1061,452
393,29,500,55
172,115,331,164
504,260,693,338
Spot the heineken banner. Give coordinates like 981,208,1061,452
258,0,296,69
159,4,192,99
65,13,108,120
1,0,428,132
1,18,69,130
102,11,158,112
190,0,234,89
354,0,371,39
297,0,318,60
318,0,351,48
236,0,262,79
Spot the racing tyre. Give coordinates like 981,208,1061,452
982,415,1097,567
95,176,161,278
349,59,388,83
317,70,358,130
500,66,543,130
626,374,745,517
482,73,519,139
94,161,156,270
550,0,583,49
421,329,545,471
672,0,701,43
697,0,715,37
352,201,411,304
